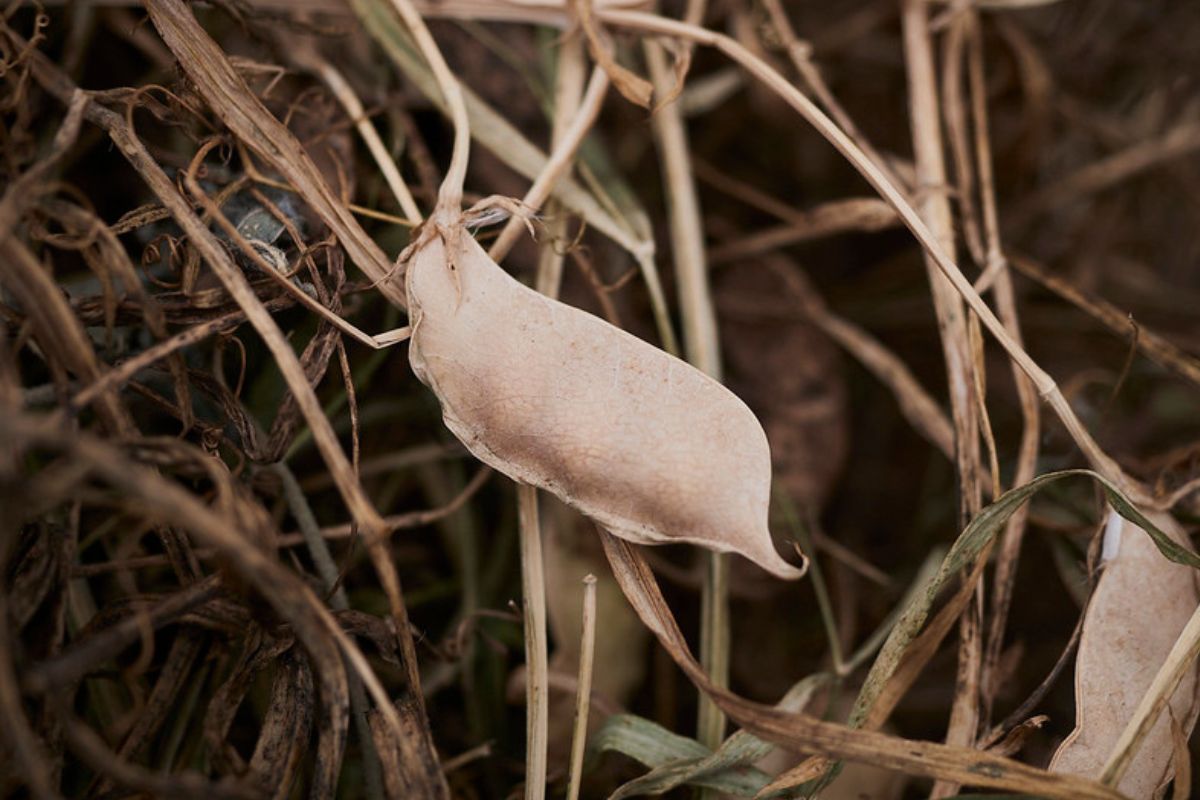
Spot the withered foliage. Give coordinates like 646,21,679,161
3,1,1200,799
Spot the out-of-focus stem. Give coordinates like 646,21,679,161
644,39,728,754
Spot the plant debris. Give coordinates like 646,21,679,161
3,1,1200,798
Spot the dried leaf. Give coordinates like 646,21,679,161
368,695,453,799
569,0,653,108
1049,510,1200,798
596,529,1126,800
246,652,313,800
404,222,802,578
589,713,775,797
603,675,827,798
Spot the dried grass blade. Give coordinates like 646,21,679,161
570,0,652,107
596,9,1150,505
246,654,313,800
589,713,774,797
141,0,403,308
349,0,678,350
20,34,446,793
596,529,1125,800
565,574,597,800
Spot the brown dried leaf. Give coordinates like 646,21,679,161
368,695,451,799
569,0,653,108
1050,510,1200,798
246,652,313,800
404,223,801,579
596,529,1125,800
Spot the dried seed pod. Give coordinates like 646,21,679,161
1050,510,1200,797
404,222,801,579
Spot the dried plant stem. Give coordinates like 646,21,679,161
23,48,443,791
645,36,729,752
383,0,468,216
272,462,384,800
758,0,906,193
958,11,1041,722
1009,254,1200,392
304,51,424,224
901,0,982,525
1100,600,1200,787
565,574,597,800
509,46,587,795
900,4,983,793
533,32,587,297
488,65,610,263
280,465,492,543
1014,121,1200,225
707,197,899,264
517,484,549,800
597,9,1149,505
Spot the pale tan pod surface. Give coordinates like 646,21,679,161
1050,510,1200,798
405,226,801,579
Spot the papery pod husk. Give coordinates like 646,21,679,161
404,223,801,579
1050,510,1200,798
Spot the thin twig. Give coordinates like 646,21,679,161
900,7,984,790
487,66,610,262
278,465,492,543
293,43,424,224
565,574,597,800
517,484,549,800
644,34,730,754
382,0,469,217
958,10,1041,725
596,8,1150,506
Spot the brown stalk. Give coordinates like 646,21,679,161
644,26,730,756
487,66,610,263
140,0,404,309
598,531,1126,800
3,415,352,797
20,31,445,793
954,11,1042,727
1011,121,1200,228
901,8,985,786
1010,254,1200,394
594,9,1151,506
706,197,900,265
